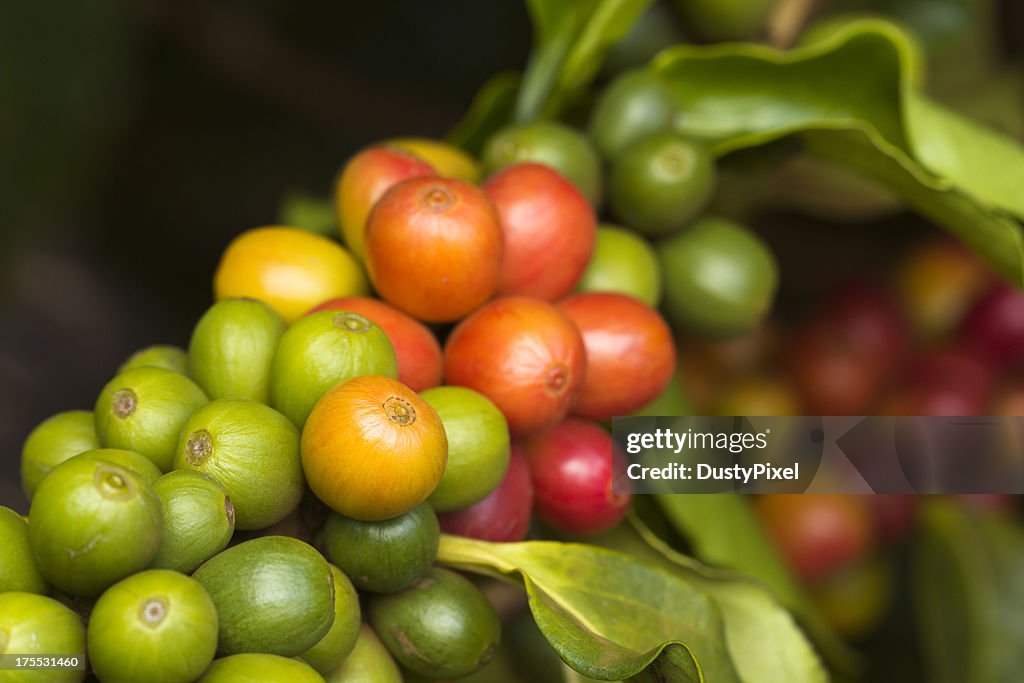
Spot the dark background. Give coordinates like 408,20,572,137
1,0,1022,514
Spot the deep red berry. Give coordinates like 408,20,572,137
438,446,534,543
523,419,631,535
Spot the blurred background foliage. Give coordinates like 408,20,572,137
0,0,1020,511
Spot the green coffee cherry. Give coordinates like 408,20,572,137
118,345,189,375
20,410,100,498
94,366,209,472
188,298,286,403
588,69,678,161
87,570,218,683
172,399,302,531
323,624,402,683
28,457,162,597
192,536,335,657
269,310,397,427
482,121,603,206
609,132,716,236
0,592,86,683
323,504,439,594
150,470,235,573
0,506,48,594
575,224,663,307
199,654,326,682
421,386,509,512
72,448,162,485
368,567,500,679
300,565,361,674
658,215,778,337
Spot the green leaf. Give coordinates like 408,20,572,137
653,495,859,676
591,520,829,683
446,71,521,155
805,127,1024,289
527,0,586,45
517,4,579,123
913,501,1024,683
516,0,654,122
905,92,1024,218
651,18,1024,285
653,25,909,149
557,1,655,95
653,496,797,601
436,534,741,682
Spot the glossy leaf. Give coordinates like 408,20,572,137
652,19,1024,285
516,0,654,121
446,71,521,155
806,127,1024,288
593,519,829,683
436,534,741,682
517,3,578,123
913,500,1024,683
653,496,808,613
905,91,1024,217
653,495,859,675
